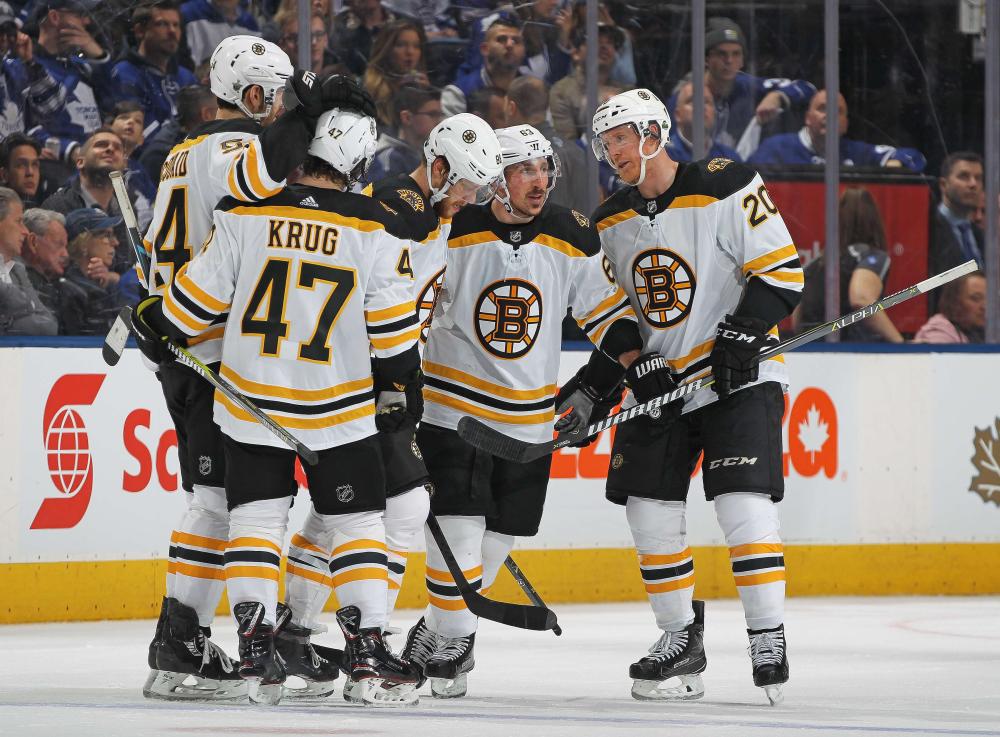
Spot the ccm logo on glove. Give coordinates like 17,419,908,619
717,326,760,344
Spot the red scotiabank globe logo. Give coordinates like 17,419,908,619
30,374,106,530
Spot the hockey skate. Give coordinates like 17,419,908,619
337,606,420,707
273,603,340,699
748,623,789,705
143,597,247,702
234,601,285,705
424,632,475,699
630,600,707,701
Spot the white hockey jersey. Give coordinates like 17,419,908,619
143,119,289,363
422,203,638,443
160,186,420,450
594,157,804,411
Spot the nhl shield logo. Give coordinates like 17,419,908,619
611,453,624,470
411,438,423,461
198,455,212,476
510,230,522,243
646,200,657,214
462,129,477,144
336,484,355,503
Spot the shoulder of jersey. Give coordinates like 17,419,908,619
448,203,496,240
187,119,262,139
680,157,758,200
538,203,601,257
368,175,438,241
592,187,636,232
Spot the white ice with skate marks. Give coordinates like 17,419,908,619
1,598,998,737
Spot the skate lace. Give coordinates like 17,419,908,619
409,624,438,662
434,634,471,661
748,631,785,668
646,630,689,661
199,634,235,674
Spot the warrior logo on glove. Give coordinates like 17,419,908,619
631,249,696,328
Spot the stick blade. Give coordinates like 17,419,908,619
457,416,542,462
466,592,558,632
102,306,133,366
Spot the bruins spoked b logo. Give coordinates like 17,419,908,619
475,278,542,358
417,267,446,343
631,249,695,328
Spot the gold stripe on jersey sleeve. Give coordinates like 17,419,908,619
163,289,209,333
366,301,417,323
362,183,374,196
424,389,555,425
219,364,373,402
187,326,225,346
228,205,387,233
577,287,630,326
668,194,718,209
421,226,443,243
534,234,586,258
216,391,375,429
244,141,283,199
227,162,245,201
176,269,231,312
758,270,805,284
742,244,797,275
370,327,421,350
448,231,496,249
588,305,636,344
168,133,209,154
596,209,637,232
423,361,556,400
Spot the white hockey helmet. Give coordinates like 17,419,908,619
210,36,293,121
591,88,670,185
308,108,378,186
423,113,503,205
493,124,561,215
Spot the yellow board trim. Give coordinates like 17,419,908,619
4,543,1000,623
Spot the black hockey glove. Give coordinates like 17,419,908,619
374,369,424,433
554,367,624,447
132,295,173,365
319,74,377,119
282,69,325,119
709,314,778,396
625,351,682,427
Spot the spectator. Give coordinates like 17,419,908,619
671,17,814,159
27,0,109,168
517,0,570,84
0,186,57,334
105,101,158,203
0,0,65,141
138,83,217,182
914,270,985,344
41,128,142,275
971,190,986,232
929,151,984,276
273,9,336,73
64,206,134,325
666,76,741,163
385,0,455,39
557,0,635,87
549,23,622,142
1,133,43,207
106,1,197,140
181,0,260,67
331,0,402,77
467,85,505,129
367,82,441,182
795,187,902,343
441,17,525,117
748,90,926,173
21,207,95,333
362,18,428,127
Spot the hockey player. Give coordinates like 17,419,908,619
589,88,802,704
282,112,505,704
410,124,643,698
140,34,377,701
132,105,423,705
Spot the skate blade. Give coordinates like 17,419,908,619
142,670,248,702
248,680,283,706
281,676,338,700
365,681,419,707
430,674,467,699
631,674,705,701
763,683,784,706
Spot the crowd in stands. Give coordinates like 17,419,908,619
0,0,990,343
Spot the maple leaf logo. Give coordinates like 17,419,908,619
797,405,828,464
969,418,1000,507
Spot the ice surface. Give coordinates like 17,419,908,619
1,597,998,737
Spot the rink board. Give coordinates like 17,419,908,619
1,347,999,622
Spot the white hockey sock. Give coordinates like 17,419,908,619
626,497,695,632
384,486,430,619
329,511,389,630
715,493,785,631
225,496,291,626
424,515,485,638
167,484,229,627
285,506,335,631
481,530,515,591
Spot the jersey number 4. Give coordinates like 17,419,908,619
242,258,356,364
153,187,192,282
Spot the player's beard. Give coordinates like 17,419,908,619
83,163,117,187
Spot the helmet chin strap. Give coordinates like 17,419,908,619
496,185,536,221
426,158,450,204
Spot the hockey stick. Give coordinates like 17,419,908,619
503,556,561,636
116,305,319,466
425,514,558,632
458,259,979,463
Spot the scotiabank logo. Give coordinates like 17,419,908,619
552,386,838,480
31,374,106,530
